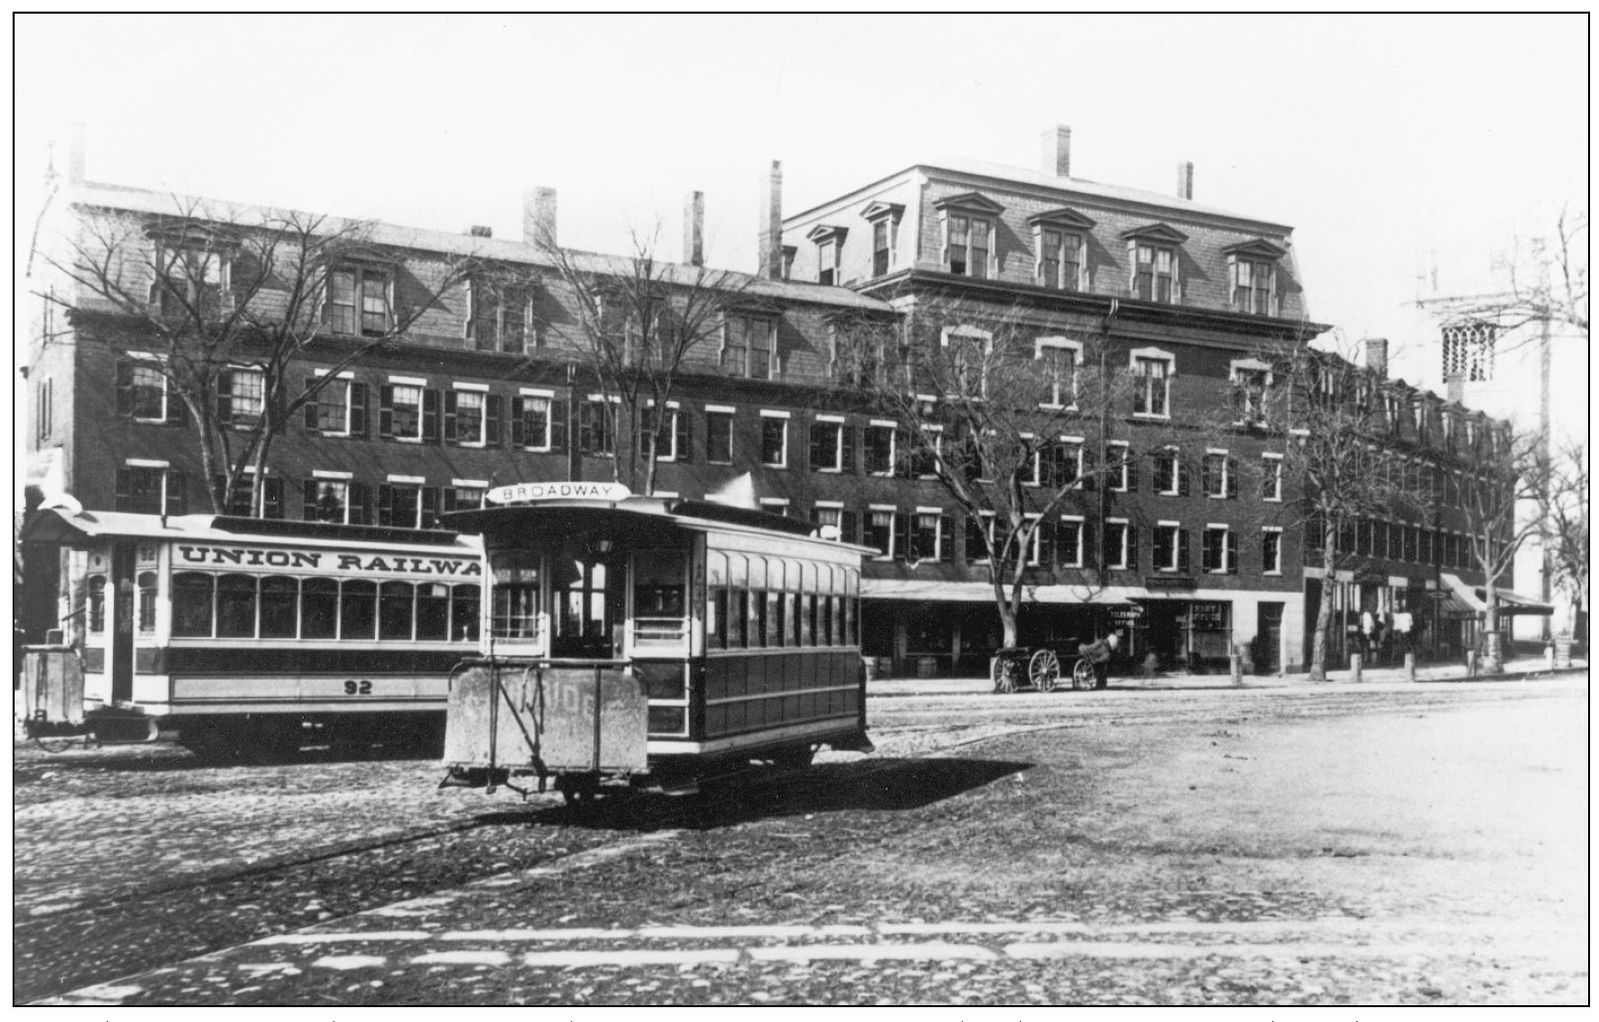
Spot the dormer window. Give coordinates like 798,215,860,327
935,193,1004,279
1123,224,1187,304
1225,239,1286,316
807,224,847,286
1029,208,1094,292
467,273,536,354
861,201,904,278
328,265,392,337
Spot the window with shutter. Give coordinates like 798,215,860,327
119,362,169,422
705,410,733,464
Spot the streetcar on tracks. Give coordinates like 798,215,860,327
437,483,874,804
19,508,482,759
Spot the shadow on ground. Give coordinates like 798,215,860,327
509,756,1034,832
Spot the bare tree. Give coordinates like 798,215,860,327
537,231,750,495
1456,425,1546,671
1251,336,1432,681
42,196,473,515
1543,437,1590,639
835,302,1141,652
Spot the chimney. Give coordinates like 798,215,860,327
758,160,783,280
1363,337,1389,378
1447,376,1465,404
1042,125,1071,177
523,187,557,249
66,121,86,185
683,190,704,267
1176,161,1194,201
467,225,492,238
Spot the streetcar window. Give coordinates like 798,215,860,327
451,584,480,642
216,574,257,638
492,550,541,643
416,583,450,641
820,593,834,647
172,572,214,637
847,592,858,647
341,580,377,640
709,589,727,649
301,578,338,638
259,577,299,638
137,572,158,633
633,551,685,617
380,582,415,640
801,591,815,647
762,591,777,647
87,574,107,633
748,588,766,649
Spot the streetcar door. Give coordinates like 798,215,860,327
551,551,624,659
110,542,136,703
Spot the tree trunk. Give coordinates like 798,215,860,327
1481,590,1502,673
1309,518,1338,682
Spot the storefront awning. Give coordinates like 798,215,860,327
861,578,1132,606
1439,573,1555,617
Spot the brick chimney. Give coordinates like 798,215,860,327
1363,337,1389,378
1042,125,1071,178
684,190,704,267
1176,161,1194,201
524,187,557,249
758,161,782,280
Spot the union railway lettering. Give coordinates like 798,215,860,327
175,545,479,577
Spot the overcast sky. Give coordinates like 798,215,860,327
15,13,1588,372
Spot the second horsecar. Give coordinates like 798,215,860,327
439,483,874,804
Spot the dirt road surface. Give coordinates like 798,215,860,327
15,677,1587,1005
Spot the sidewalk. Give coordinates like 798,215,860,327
867,655,1589,699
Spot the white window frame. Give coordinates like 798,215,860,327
1229,255,1277,315
1034,225,1085,291
1057,514,1085,568
1204,523,1233,575
1130,241,1178,303
307,475,355,524
1129,346,1175,418
1228,357,1273,424
1262,526,1283,575
941,325,993,398
721,313,778,381
388,376,428,443
1034,336,1082,409
866,503,897,561
1022,513,1043,567
1262,453,1284,503
516,387,555,452
1204,448,1230,499
970,510,996,565
910,505,944,563
865,419,897,477
1154,520,1182,572
451,385,488,448
1104,517,1131,570
1107,441,1130,492
125,357,170,424
313,369,356,437
813,414,845,473
941,212,995,278
916,425,943,479
759,409,789,469
759,498,791,517
219,364,266,426
1155,445,1181,496
643,400,681,462
381,476,428,530
813,501,845,543
705,406,736,465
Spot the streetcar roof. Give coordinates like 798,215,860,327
19,508,480,555
442,497,875,557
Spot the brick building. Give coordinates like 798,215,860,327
21,128,1517,674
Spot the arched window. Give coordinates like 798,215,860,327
259,577,299,638
137,572,158,633
341,580,377,640
451,584,481,642
215,574,257,638
301,579,338,639
172,572,214,637
86,574,107,633
380,582,415,640
415,583,449,641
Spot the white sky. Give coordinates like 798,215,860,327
13,13,1589,388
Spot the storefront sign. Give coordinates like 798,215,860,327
1190,601,1228,629
487,481,632,504
174,544,480,579
1144,575,1196,590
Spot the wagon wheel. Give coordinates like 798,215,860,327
993,656,1021,694
1071,658,1097,691
1029,649,1061,692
